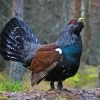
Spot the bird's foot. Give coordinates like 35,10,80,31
49,81,55,91
57,81,63,91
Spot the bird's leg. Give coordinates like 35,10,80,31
57,81,63,90
50,81,55,90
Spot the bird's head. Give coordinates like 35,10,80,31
66,17,84,34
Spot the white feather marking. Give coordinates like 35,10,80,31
36,39,38,43
14,27,19,30
55,48,62,54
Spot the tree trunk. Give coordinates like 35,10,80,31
87,0,100,87
9,0,25,82
12,0,23,20
89,0,100,66
82,0,91,64
73,0,81,18
62,0,70,22
97,54,100,87
0,0,11,72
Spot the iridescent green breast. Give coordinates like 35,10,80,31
61,43,82,65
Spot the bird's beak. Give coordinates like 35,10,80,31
78,17,84,24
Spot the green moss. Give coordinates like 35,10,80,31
64,65,97,88
0,72,7,82
0,81,28,92
0,72,29,92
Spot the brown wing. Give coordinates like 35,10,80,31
30,43,62,86
31,61,58,86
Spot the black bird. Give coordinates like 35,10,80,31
0,17,84,90
45,17,84,90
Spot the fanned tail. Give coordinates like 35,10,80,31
0,17,40,65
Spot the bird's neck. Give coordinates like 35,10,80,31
56,31,82,47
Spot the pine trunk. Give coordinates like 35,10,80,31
88,0,100,87
73,0,81,18
89,0,100,66
82,0,91,64
9,0,25,82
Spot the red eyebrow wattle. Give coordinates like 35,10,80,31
68,20,77,24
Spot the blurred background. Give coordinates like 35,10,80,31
0,0,100,92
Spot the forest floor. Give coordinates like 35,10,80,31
0,88,100,100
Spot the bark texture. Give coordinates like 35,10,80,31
9,0,25,82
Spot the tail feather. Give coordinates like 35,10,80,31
1,30,18,45
1,47,23,62
0,17,40,65
1,39,21,53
